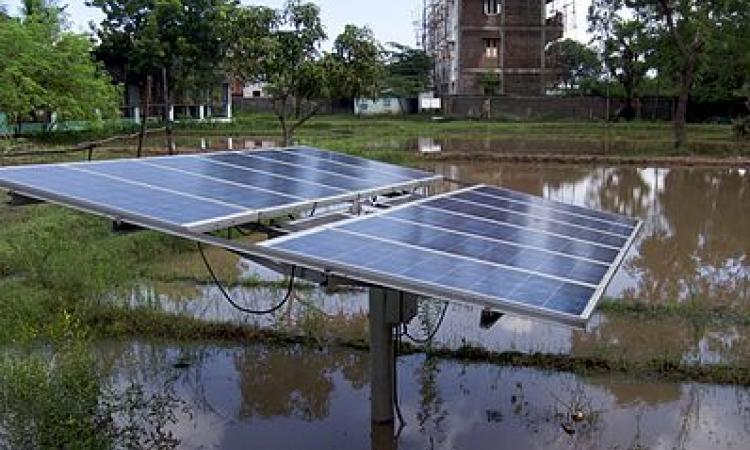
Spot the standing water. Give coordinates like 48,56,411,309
135,162,750,365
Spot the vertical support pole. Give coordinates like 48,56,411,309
369,287,394,424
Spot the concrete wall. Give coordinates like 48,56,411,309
444,96,609,120
232,97,352,115
442,95,682,121
354,98,404,115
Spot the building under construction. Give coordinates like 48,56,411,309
424,0,566,96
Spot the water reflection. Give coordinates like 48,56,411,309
103,341,750,450
426,163,750,308
127,163,750,365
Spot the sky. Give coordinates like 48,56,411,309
4,0,591,45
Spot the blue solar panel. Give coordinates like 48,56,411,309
264,185,641,327
0,165,241,225
0,148,440,232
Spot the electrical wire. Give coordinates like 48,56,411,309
197,242,295,315
393,323,406,431
403,301,450,344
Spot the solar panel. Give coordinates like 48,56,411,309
263,185,641,327
0,147,441,232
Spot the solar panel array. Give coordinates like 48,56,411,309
0,147,440,232
265,185,641,326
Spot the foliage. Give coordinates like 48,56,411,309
588,2,652,117
223,1,384,145
0,313,187,449
604,21,651,112
478,71,501,96
590,0,750,146
325,25,385,101
383,43,433,99
88,0,234,101
0,3,119,133
547,39,602,93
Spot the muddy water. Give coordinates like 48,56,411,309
132,163,750,365
424,163,750,308
104,341,750,450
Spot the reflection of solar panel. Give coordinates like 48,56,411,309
264,185,641,327
0,147,441,232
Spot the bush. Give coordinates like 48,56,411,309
0,313,188,450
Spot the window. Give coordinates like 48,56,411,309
485,39,499,58
484,0,501,16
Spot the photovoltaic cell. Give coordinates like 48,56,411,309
264,185,641,327
0,147,440,232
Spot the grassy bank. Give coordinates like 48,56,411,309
2,114,749,164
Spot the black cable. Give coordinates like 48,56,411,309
393,323,406,430
403,301,450,344
197,242,295,315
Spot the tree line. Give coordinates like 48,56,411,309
550,0,750,148
1,0,432,144
2,0,749,148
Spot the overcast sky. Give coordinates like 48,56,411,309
5,0,591,45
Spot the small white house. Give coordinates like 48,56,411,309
354,97,404,115
241,82,271,99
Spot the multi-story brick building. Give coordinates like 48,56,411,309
425,0,565,96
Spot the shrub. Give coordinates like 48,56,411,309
0,313,188,450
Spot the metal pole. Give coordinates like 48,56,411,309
369,287,394,424
371,422,396,450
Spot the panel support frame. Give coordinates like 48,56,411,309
369,288,417,425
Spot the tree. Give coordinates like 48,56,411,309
89,0,234,152
626,0,712,148
224,1,383,145
603,20,651,119
547,39,602,93
589,2,652,120
325,25,384,102
383,43,432,99
0,2,119,135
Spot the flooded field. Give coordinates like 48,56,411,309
133,162,750,365
106,341,750,450
3,138,749,448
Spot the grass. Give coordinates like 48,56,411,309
177,113,749,158
3,113,748,165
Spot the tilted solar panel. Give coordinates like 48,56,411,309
0,147,441,232
263,185,641,327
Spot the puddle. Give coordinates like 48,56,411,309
103,341,750,450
